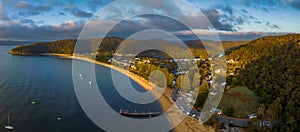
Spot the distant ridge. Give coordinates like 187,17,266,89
0,40,36,45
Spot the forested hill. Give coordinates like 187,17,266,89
9,37,247,59
227,34,300,131
9,38,124,55
186,40,248,51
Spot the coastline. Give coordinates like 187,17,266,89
45,53,152,91
44,53,214,132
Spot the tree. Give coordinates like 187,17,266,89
194,82,209,109
167,73,175,88
226,107,234,117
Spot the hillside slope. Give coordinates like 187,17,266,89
227,34,300,131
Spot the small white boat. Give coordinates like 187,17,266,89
57,117,62,121
89,81,92,85
4,115,14,130
80,74,84,80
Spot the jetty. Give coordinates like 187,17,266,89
119,109,162,118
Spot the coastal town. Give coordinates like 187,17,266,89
107,52,277,131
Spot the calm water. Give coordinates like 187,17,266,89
0,45,165,132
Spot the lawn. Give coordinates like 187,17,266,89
218,86,260,118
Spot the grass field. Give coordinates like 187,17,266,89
219,86,260,118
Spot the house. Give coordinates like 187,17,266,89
173,80,176,85
248,113,257,119
215,69,226,74
210,108,222,115
209,91,218,96
226,59,235,63
206,75,212,81
229,72,236,76
142,60,150,63
194,58,201,61
209,80,215,85
218,53,225,58
221,82,227,87
185,97,193,103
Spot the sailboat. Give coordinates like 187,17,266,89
4,115,14,130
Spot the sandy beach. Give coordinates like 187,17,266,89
46,53,214,132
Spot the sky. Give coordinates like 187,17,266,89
0,0,300,41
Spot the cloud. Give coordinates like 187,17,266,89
105,14,191,38
266,21,279,29
202,9,235,31
237,0,300,11
87,0,104,11
14,1,31,9
0,2,11,21
72,9,93,18
254,21,262,24
0,20,84,40
133,0,182,14
14,1,52,17
174,29,288,40
290,0,300,10
59,12,65,16
64,4,93,18
222,5,233,14
19,18,34,25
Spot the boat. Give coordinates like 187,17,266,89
4,115,14,130
79,74,83,80
89,81,92,85
57,117,62,121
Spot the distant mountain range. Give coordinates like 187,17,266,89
0,40,36,45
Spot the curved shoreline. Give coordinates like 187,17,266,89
45,53,152,90
42,53,214,132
